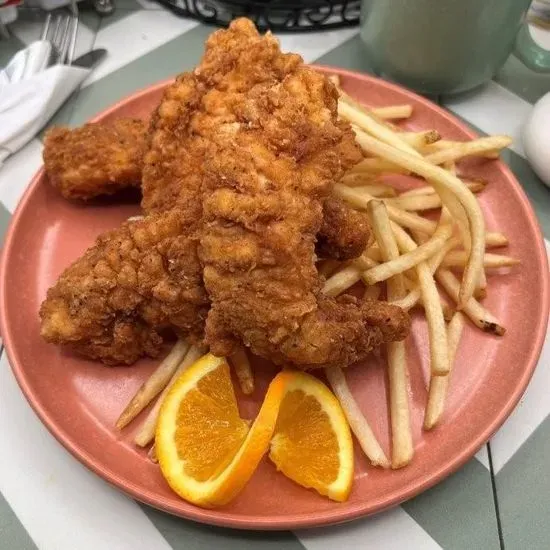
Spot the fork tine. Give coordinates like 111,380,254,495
57,14,71,65
40,13,52,41
50,13,63,62
67,4,79,64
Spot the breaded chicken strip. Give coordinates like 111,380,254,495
198,19,409,369
43,118,146,200
140,22,368,262
40,209,208,365
39,19,394,367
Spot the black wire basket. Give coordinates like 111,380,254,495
154,0,361,32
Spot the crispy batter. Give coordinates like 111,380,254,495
39,209,208,365
140,22,368,262
317,123,368,260
39,19,405,368
317,196,371,260
43,119,147,200
198,19,409,369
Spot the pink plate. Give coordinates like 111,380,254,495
0,67,548,530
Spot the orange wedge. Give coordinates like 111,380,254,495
155,353,287,508
269,371,354,502
156,353,353,507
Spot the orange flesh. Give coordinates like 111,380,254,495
270,389,340,492
174,363,249,481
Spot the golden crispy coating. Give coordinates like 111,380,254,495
43,119,147,200
317,121,368,260
39,209,208,365
40,19,405,368
198,19,409,369
317,197,372,260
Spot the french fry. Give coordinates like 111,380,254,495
422,140,499,159
399,179,486,197
436,269,505,335
442,251,520,269
440,179,488,295
485,233,509,248
359,184,398,198
387,339,413,469
148,444,158,463
391,222,450,376
371,104,413,120
330,77,412,121
443,159,457,175
333,183,376,209
367,200,413,468
341,177,397,198
365,246,382,262
354,254,381,271
352,128,485,308
399,130,441,150
115,339,190,430
322,256,378,297
424,312,465,430
338,92,402,130
367,201,405,296
335,85,406,130
386,194,443,212
350,157,407,175
362,223,453,285
325,366,390,468
340,102,419,156
134,345,207,447
423,136,512,164
391,237,461,310
231,347,254,395
340,172,379,187
336,183,507,250
363,284,382,301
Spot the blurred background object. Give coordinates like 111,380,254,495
529,0,550,29
0,0,22,38
359,0,550,96
0,0,113,38
153,0,360,32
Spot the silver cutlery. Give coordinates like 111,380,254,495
40,0,79,66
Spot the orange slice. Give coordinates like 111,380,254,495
155,353,287,508
269,371,354,502
156,354,353,507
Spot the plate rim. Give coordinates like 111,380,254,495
0,65,548,530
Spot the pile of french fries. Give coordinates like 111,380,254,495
115,75,518,473
324,75,517,469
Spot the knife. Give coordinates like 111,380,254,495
71,48,107,70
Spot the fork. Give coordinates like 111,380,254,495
40,0,79,66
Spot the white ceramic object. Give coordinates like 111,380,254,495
523,91,550,188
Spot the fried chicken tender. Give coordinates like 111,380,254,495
43,118,147,200
198,19,409,369
39,209,208,365
39,19,403,368
140,22,368,262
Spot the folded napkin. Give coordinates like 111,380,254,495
0,62,90,165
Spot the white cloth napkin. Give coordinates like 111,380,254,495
0,64,90,166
